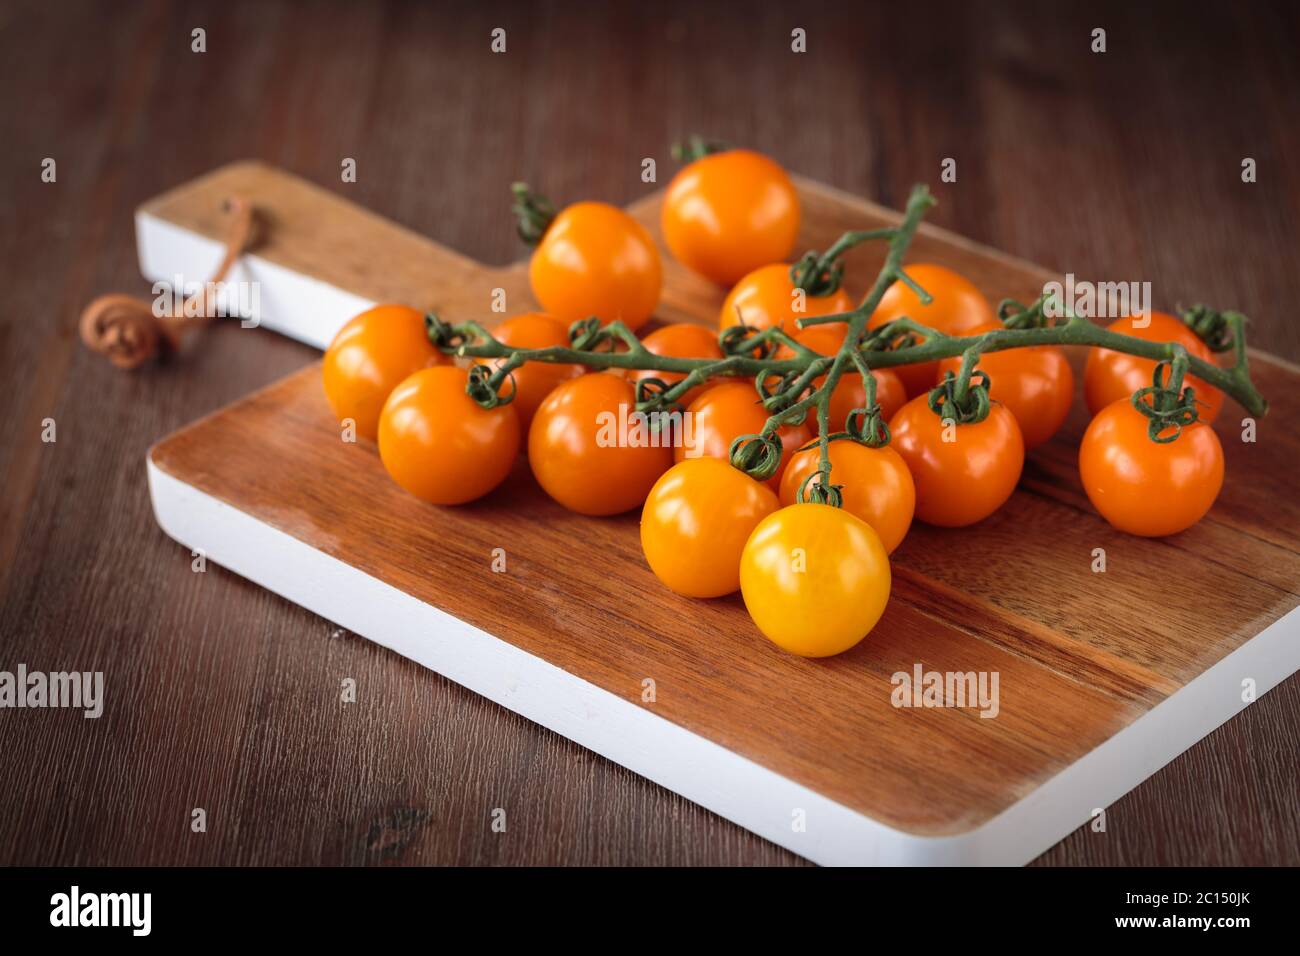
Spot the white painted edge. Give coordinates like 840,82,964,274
147,458,1300,865
136,210,375,350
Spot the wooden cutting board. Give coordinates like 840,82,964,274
142,162,1300,865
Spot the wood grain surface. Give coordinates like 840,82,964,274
146,163,1300,840
1,0,1297,865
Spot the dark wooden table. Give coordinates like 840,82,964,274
1,0,1296,866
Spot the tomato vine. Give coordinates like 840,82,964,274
429,183,1268,503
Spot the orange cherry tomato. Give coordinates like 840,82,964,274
830,367,908,434
1084,312,1223,422
627,322,724,407
378,366,520,505
662,149,800,286
780,325,907,429
529,373,673,515
719,263,853,336
640,457,779,598
936,322,1075,449
322,304,450,441
779,441,915,554
486,312,583,433
676,381,812,489
529,201,662,331
867,264,996,397
888,394,1025,527
1079,398,1224,536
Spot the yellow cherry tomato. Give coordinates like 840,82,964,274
640,457,779,598
378,366,520,505
322,304,450,441
719,263,853,336
529,201,662,331
779,441,915,554
662,149,800,286
740,503,891,657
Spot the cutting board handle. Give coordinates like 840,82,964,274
134,160,532,349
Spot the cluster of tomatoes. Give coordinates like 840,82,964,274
322,146,1233,659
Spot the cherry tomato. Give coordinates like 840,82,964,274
530,201,662,331
627,322,724,407
779,441,915,554
1079,398,1224,536
936,322,1074,449
640,457,779,598
829,366,908,433
779,324,907,429
888,394,1025,526
662,149,800,286
322,304,450,441
378,366,520,505
486,312,583,432
868,264,996,397
1084,312,1223,422
529,373,673,515
740,503,891,657
675,381,812,489
719,263,853,336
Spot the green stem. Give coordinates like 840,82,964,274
671,135,730,163
865,314,1266,417
511,183,557,246
790,227,897,296
445,318,811,382
433,181,1268,496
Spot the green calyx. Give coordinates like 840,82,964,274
787,225,903,299
671,135,731,164
465,363,514,410
632,376,679,409
567,317,606,351
1131,357,1201,443
796,470,844,508
789,251,846,298
928,370,993,425
728,433,783,482
1181,304,1240,354
845,405,890,448
510,182,557,246
997,295,1058,330
425,311,465,350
